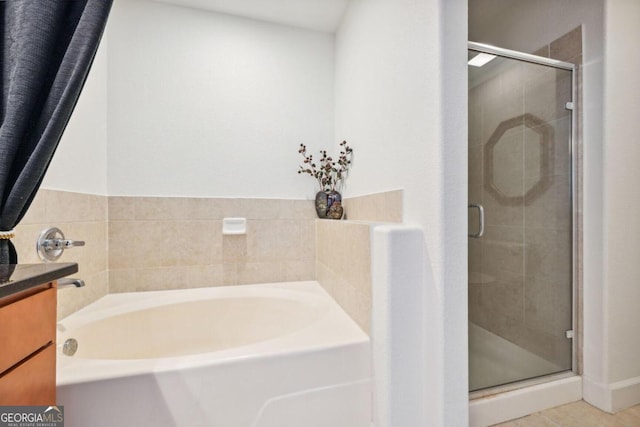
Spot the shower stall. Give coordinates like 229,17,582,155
467,42,576,393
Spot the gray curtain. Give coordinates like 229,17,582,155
0,0,112,264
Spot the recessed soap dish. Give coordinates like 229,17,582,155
222,218,246,235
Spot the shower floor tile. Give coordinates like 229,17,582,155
469,322,562,391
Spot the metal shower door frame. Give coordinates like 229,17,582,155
468,41,579,379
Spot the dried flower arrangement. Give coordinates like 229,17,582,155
297,141,353,192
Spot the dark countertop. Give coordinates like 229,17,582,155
0,263,78,299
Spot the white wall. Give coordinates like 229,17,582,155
106,0,334,198
42,34,109,195
335,0,468,425
601,0,640,411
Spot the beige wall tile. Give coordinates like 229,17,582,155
134,197,191,221
342,190,403,223
109,198,320,294
221,199,315,220
133,197,223,221
236,261,283,285
281,259,315,281
13,224,44,264
108,196,136,221
317,260,370,335
245,219,309,262
550,26,582,63
15,190,109,319
184,264,226,288
232,198,286,220
110,267,174,292
222,235,248,262
109,220,222,269
189,198,225,220
532,45,550,58
316,219,372,334
57,269,108,320
45,191,92,223
282,200,317,220
18,193,370,323
20,190,47,225
59,222,107,276
223,262,238,286
108,268,138,293
90,193,108,221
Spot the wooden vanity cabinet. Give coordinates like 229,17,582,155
0,281,57,405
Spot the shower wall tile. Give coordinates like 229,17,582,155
468,239,483,277
550,26,582,63
524,69,570,124
469,88,483,147
524,174,572,231
524,228,572,284
482,88,525,146
491,127,525,198
108,197,316,293
469,145,483,191
532,45,550,58
483,192,524,227
549,27,583,374
524,277,572,337
481,280,525,323
575,56,584,374
15,189,109,320
525,117,572,179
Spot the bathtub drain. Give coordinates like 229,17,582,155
63,338,78,356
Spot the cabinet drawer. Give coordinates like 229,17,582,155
0,344,56,405
0,287,56,374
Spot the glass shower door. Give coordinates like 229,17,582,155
468,45,574,392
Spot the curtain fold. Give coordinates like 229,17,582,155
0,0,112,264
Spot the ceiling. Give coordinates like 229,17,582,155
151,0,350,33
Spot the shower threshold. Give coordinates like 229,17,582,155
469,372,581,427
468,323,580,426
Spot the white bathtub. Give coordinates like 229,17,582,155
56,281,371,427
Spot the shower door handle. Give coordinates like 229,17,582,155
468,203,484,238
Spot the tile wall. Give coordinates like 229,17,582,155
342,190,403,222
14,190,109,320
108,197,316,292
13,186,400,332
316,189,403,334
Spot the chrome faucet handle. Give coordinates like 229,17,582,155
37,227,85,262
56,239,85,249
